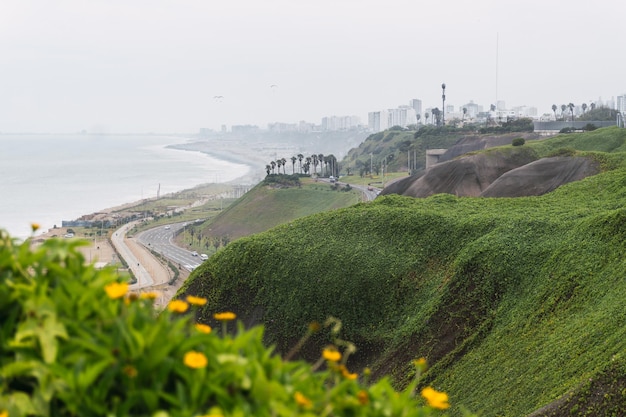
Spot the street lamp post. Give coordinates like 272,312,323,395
441,83,446,126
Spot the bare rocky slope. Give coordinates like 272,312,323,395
381,133,601,198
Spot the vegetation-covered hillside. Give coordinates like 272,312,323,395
187,175,361,244
180,127,626,416
342,127,462,176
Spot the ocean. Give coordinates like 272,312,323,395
0,134,250,240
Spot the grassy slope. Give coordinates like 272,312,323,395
199,178,361,240
180,127,626,416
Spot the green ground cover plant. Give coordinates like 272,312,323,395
180,128,626,416
0,228,472,416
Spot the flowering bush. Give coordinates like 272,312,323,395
0,230,469,416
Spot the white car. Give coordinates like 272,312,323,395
200,254,209,260
191,251,198,256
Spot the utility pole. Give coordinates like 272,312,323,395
441,83,446,126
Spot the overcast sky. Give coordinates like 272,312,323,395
1,0,624,133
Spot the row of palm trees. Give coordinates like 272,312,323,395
265,153,338,177
551,102,596,121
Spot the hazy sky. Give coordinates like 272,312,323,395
1,0,624,133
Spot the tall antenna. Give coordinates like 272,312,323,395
495,32,499,106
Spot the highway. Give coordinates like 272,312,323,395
112,180,378,289
111,221,155,289
136,222,205,272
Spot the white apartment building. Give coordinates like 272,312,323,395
368,106,417,132
617,95,626,114
321,115,362,131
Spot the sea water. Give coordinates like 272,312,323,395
0,134,250,239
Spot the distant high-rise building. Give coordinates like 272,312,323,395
409,99,422,120
461,101,482,119
388,106,417,128
616,94,626,114
321,115,362,131
368,110,389,132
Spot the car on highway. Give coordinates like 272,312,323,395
191,251,198,256
367,186,374,191
200,254,208,260
164,225,171,230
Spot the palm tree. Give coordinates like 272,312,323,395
270,160,276,174
568,103,575,121
462,107,467,122
311,154,319,175
582,103,588,114
590,102,596,111
281,157,287,174
276,159,282,174
318,154,324,176
297,154,303,173
561,104,567,120
552,104,557,120
424,113,430,125
265,164,271,176
291,156,297,174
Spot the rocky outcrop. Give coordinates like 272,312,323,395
380,134,600,199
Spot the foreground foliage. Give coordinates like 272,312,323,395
0,230,462,416
181,128,626,416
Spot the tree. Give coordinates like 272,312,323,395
265,164,271,176
297,154,304,174
552,104,557,120
311,154,319,175
561,104,567,120
424,113,430,125
290,156,297,174
270,160,276,174
568,103,575,121
582,103,588,114
281,158,287,174
590,102,596,111
276,159,282,174
318,154,324,176
462,107,467,122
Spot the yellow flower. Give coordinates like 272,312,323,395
123,365,138,378
357,390,369,405
184,351,208,369
341,368,358,380
140,292,158,300
187,295,208,306
105,282,129,299
413,357,428,372
421,386,450,410
0,410,8,417
294,391,312,408
195,323,212,334
322,348,341,362
31,223,40,232
213,311,236,321
168,300,189,313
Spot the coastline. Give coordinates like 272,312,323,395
168,140,269,185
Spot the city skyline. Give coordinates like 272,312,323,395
1,0,624,133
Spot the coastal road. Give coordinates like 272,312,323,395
318,178,380,201
136,222,205,272
111,222,155,289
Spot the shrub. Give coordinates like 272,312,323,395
0,229,469,417
511,138,525,146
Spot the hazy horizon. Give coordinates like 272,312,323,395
2,0,624,133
